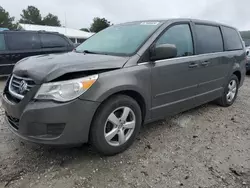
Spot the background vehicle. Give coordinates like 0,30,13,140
2,19,246,155
0,30,75,76
246,46,250,73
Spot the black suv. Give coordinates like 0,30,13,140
0,30,75,76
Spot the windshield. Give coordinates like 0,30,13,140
75,22,161,56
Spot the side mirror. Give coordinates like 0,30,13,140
150,44,177,61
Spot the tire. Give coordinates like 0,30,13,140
90,95,142,156
217,74,239,107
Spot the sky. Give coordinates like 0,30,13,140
1,0,250,30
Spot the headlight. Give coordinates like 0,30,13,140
34,74,98,102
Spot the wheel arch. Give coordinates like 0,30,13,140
230,60,244,87
97,86,148,119
233,70,241,83
101,90,147,122
88,88,149,141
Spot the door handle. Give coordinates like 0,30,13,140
201,61,210,66
189,63,199,68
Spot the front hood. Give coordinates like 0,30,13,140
13,52,129,84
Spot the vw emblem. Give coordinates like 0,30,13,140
19,80,28,94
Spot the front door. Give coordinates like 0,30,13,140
0,33,11,76
151,23,200,119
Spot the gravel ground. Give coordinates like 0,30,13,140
0,77,250,188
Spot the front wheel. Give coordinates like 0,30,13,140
90,95,142,155
217,74,239,107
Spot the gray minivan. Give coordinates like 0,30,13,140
2,19,246,155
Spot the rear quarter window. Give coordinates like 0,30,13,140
195,24,223,54
6,32,41,50
222,27,243,51
40,33,69,48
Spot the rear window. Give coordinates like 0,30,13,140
6,32,41,50
77,38,86,44
40,34,68,48
195,24,223,54
222,27,243,51
0,34,6,51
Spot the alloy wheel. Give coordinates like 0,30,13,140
104,106,136,146
226,80,237,103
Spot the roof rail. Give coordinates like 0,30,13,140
37,30,59,33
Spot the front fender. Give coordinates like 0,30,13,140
79,65,152,118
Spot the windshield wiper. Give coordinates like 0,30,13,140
82,50,98,54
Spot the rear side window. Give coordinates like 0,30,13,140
6,32,41,50
0,34,6,51
40,34,68,48
222,27,243,51
195,24,223,54
156,24,194,57
77,38,86,43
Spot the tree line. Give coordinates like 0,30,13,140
0,6,111,33
241,31,250,39
240,31,250,46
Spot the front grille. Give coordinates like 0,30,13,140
6,113,20,130
8,75,35,100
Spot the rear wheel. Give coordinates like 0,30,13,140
90,95,142,155
217,74,239,107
